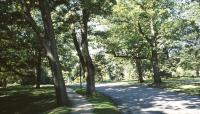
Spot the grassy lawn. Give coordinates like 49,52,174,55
75,88,121,114
0,86,70,114
160,77,200,95
160,82,200,95
128,77,200,95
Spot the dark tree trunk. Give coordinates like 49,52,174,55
135,58,144,83
38,0,68,106
1,78,7,88
196,66,199,77
71,26,85,89
71,27,86,72
81,9,95,96
151,49,161,86
85,55,95,96
36,51,42,89
150,18,161,86
80,64,82,88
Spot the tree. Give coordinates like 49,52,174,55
182,1,200,77
81,8,96,96
38,0,69,106
104,0,150,83
0,0,37,87
19,0,69,106
106,0,178,85
67,0,116,96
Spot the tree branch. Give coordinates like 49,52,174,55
137,21,153,46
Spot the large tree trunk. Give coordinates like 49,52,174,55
135,58,144,83
38,0,68,106
81,9,95,96
150,18,161,86
151,49,161,85
36,51,42,89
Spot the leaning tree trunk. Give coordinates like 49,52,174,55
81,9,95,96
71,26,85,89
38,0,68,106
151,49,161,86
71,27,86,73
135,58,144,83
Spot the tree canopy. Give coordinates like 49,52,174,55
0,0,199,106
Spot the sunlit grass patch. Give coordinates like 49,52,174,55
126,77,200,95
75,88,121,114
180,85,198,89
46,106,70,114
160,79,200,95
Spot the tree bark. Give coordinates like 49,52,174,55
151,49,161,85
38,0,68,106
80,64,82,88
36,50,42,89
150,18,161,86
81,9,95,96
71,26,85,88
1,77,7,88
71,27,86,72
135,58,144,83
196,66,199,77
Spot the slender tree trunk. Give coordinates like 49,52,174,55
135,58,144,83
36,51,42,89
196,66,199,77
71,27,86,72
38,0,68,106
71,26,85,89
2,77,7,88
80,64,82,88
151,49,161,85
81,9,95,96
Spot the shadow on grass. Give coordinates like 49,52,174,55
0,86,69,114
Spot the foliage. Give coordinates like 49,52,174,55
0,0,200,112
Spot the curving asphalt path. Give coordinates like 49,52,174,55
96,82,200,114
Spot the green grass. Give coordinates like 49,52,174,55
158,77,200,95
0,86,70,114
46,106,70,114
75,88,121,114
160,81,200,95
127,77,200,95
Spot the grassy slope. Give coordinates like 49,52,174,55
75,88,121,114
0,86,70,114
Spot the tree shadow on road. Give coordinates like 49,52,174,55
96,85,200,114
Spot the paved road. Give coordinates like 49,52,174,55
96,82,200,114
